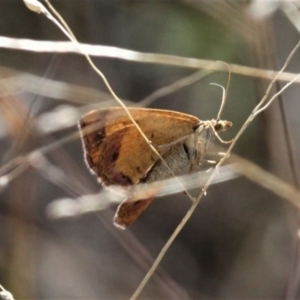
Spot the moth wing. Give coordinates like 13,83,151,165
79,107,200,186
113,197,155,229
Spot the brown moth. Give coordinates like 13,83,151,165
78,107,232,229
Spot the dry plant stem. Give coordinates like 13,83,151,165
3,36,300,85
131,39,300,299
130,174,216,300
252,38,300,113
141,61,230,109
96,213,190,300
229,154,300,207
131,159,223,300
140,68,214,107
0,130,80,179
0,284,14,300
253,72,300,118
43,0,195,203
282,2,300,33
130,194,205,300
0,66,114,104
279,8,300,297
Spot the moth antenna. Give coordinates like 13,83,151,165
210,83,226,120
214,61,232,120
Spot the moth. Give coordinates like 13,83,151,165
78,107,232,229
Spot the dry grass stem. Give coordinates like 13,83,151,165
1,36,300,84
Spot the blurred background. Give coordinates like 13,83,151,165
1,0,300,299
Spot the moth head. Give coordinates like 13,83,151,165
213,120,233,132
